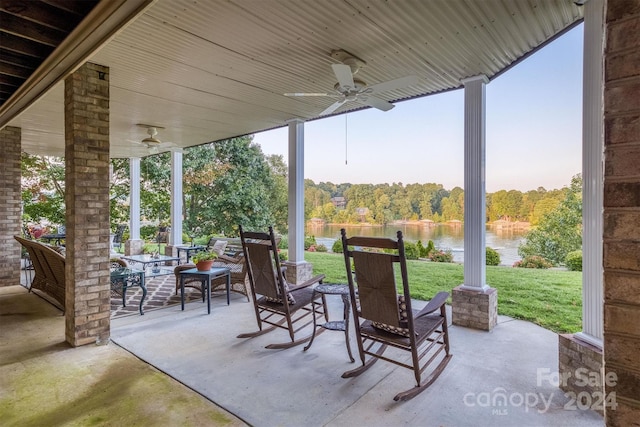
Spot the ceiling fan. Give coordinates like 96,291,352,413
131,124,177,154
285,49,419,116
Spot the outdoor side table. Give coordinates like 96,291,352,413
304,283,355,362
179,267,231,314
176,245,205,264
110,267,146,315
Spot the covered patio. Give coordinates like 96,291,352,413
2,284,603,426
1,0,639,425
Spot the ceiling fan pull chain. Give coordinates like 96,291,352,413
345,113,348,165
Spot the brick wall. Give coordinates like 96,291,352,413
0,126,21,287
64,63,111,346
603,1,640,424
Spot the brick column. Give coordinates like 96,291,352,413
64,62,111,346
603,1,640,424
0,126,22,287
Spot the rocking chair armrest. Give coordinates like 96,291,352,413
415,291,449,319
287,274,325,291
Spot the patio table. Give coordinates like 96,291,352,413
304,283,355,362
175,245,206,264
179,266,230,314
110,267,146,315
121,254,180,277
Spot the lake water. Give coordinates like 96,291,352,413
307,223,527,266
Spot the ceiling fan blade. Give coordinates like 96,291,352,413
332,64,355,89
284,92,332,97
366,75,419,95
319,99,346,116
360,96,395,112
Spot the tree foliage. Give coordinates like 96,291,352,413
193,136,276,236
518,174,582,265
21,153,65,226
304,179,574,227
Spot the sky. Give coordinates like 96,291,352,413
253,24,584,194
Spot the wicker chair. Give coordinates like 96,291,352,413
340,229,452,401
237,225,327,349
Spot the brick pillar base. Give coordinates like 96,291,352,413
451,285,497,331
125,239,145,256
164,245,181,265
558,334,604,415
281,260,313,285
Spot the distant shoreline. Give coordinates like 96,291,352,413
309,219,531,231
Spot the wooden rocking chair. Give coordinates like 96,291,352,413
340,229,452,401
237,225,327,349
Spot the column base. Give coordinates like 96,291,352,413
558,334,604,415
124,239,145,256
281,260,313,285
164,245,181,265
451,285,497,331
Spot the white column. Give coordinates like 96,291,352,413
461,75,489,291
576,0,604,349
287,119,305,263
169,149,183,246
129,157,141,240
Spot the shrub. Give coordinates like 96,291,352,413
278,250,287,262
425,240,435,257
404,242,419,260
486,247,501,266
416,240,428,258
429,249,453,263
304,235,317,250
513,255,553,269
278,236,288,249
315,244,328,252
140,225,158,241
332,239,343,253
565,250,582,271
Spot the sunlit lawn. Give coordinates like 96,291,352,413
305,251,582,334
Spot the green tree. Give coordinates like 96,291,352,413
518,175,582,265
266,154,288,232
182,144,228,235
109,158,130,228
140,153,171,225
21,153,66,226
305,180,331,220
207,136,277,236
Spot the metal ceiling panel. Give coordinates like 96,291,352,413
4,0,583,158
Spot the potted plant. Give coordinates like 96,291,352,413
192,250,218,271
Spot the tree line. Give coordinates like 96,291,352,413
305,180,570,226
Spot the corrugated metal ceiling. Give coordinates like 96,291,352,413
5,0,583,158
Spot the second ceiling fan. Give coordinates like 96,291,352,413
285,49,418,116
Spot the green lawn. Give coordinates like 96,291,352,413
304,251,582,334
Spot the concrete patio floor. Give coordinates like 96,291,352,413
2,284,604,426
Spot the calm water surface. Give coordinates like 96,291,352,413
307,223,526,266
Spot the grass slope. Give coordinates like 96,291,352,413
305,251,582,334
